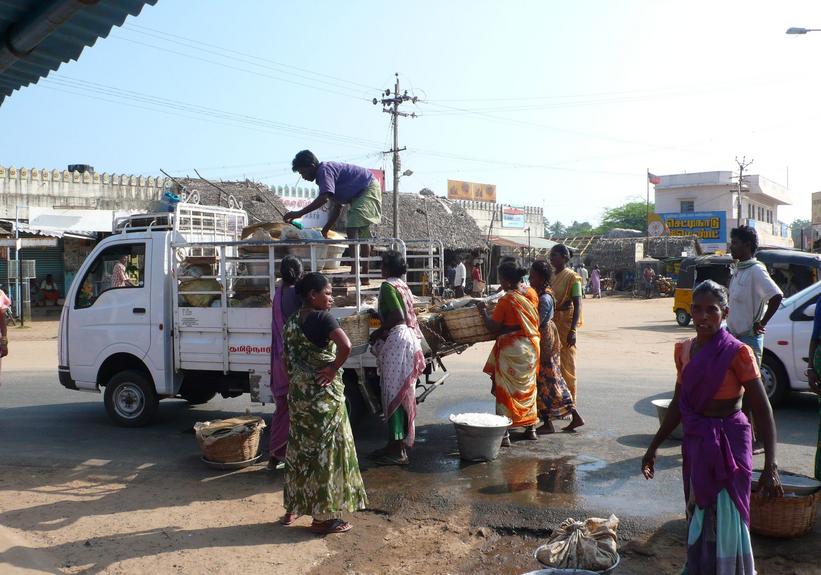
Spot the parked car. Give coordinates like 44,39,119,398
760,281,820,405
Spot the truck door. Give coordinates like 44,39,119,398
68,241,151,386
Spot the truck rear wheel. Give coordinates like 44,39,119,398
104,370,159,427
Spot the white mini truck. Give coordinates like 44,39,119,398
58,203,453,426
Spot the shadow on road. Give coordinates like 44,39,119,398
622,323,692,333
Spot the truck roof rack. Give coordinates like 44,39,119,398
114,203,248,242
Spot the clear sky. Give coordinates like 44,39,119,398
2,1,821,226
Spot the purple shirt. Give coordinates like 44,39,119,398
315,161,374,203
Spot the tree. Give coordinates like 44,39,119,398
596,200,654,233
791,218,810,249
548,220,567,237
543,217,551,238
565,220,594,236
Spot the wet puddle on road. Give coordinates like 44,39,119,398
360,429,679,518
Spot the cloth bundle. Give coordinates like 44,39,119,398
536,515,619,571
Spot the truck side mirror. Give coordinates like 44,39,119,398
804,303,816,319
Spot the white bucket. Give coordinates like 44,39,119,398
449,413,511,462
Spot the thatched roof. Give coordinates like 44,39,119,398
582,235,702,272
373,192,488,251
175,178,287,224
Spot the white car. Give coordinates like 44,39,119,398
760,282,820,406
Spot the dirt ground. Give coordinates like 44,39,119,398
1,298,819,575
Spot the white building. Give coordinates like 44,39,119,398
452,200,544,240
654,171,793,252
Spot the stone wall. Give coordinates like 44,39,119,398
0,166,171,220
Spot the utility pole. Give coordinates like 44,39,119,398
735,156,753,225
374,73,417,238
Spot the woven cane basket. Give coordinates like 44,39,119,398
338,313,371,348
750,489,820,538
441,303,496,345
196,416,264,464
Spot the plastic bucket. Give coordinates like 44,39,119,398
651,399,683,440
449,414,510,462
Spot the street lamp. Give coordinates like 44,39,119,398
786,27,821,34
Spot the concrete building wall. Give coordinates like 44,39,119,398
453,200,544,239
655,171,793,251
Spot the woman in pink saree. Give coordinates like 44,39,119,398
369,251,426,466
268,256,303,469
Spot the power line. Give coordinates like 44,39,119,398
38,76,384,149
110,35,372,102
125,23,381,93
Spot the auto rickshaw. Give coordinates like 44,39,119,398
673,255,733,326
757,249,821,296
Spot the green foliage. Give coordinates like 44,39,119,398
566,220,594,235
548,220,567,237
595,201,653,233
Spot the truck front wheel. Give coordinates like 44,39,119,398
104,370,159,427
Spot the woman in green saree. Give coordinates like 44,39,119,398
280,272,368,534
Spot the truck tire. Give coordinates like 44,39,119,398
676,309,691,327
104,370,159,427
180,389,217,405
760,352,789,407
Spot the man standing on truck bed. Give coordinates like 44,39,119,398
284,150,382,281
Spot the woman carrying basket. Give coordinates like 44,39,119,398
642,280,782,573
477,261,540,447
281,272,367,534
369,251,426,466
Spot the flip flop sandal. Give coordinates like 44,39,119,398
311,519,352,534
279,512,300,526
373,453,409,466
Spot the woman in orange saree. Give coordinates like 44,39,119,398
477,261,540,447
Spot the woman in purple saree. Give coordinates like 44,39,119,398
642,280,782,574
268,256,304,469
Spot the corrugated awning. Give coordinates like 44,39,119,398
0,0,158,104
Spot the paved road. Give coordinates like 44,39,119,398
0,299,818,573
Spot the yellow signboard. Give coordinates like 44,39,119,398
447,179,497,202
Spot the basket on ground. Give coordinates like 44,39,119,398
195,416,265,464
750,489,820,538
338,313,371,348
441,303,496,345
